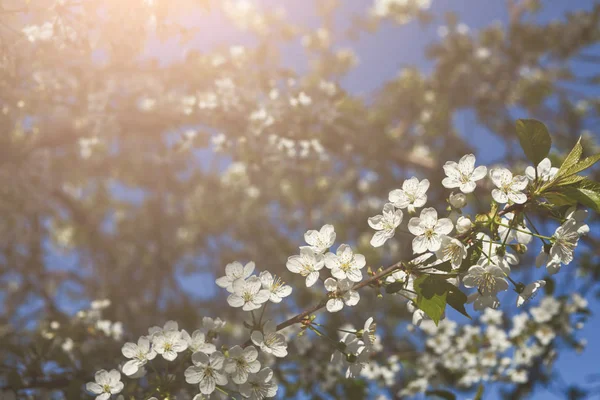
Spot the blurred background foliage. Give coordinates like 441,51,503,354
0,0,599,398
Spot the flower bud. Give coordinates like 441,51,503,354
346,353,358,363
449,192,467,209
456,216,472,234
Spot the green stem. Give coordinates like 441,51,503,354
524,214,550,245
497,222,552,240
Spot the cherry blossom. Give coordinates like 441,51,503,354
368,203,403,247
408,207,454,253
442,154,487,193
489,168,528,204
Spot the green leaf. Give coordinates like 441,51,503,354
543,191,578,207
447,288,471,319
562,179,600,212
432,259,452,272
554,174,585,187
385,281,405,294
458,241,482,273
556,137,583,178
562,153,600,177
515,119,552,166
413,275,447,325
425,390,456,400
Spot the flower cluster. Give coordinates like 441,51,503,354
84,145,596,399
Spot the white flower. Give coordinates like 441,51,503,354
185,351,228,395
489,168,528,204
525,158,558,182
201,317,226,335
448,192,467,209
535,325,555,346
286,247,324,287
251,320,288,358
566,207,590,235
324,278,360,312
498,213,532,245
517,280,546,307
181,330,216,354
216,261,255,293
361,317,377,350
239,368,278,399
442,154,487,193
368,203,403,247
148,320,179,337
121,336,156,376
302,224,336,254
86,369,124,400
456,216,472,234
152,330,188,361
407,207,453,253
467,292,500,311
259,271,292,303
463,265,509,296
550,218,582,265
227,276,270,311
325,244,366,282
435,236,467,269
388,177,429,212
224,345,261,384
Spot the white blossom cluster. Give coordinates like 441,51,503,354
83,152,594,399
398,294,588,397
367,155,589,312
